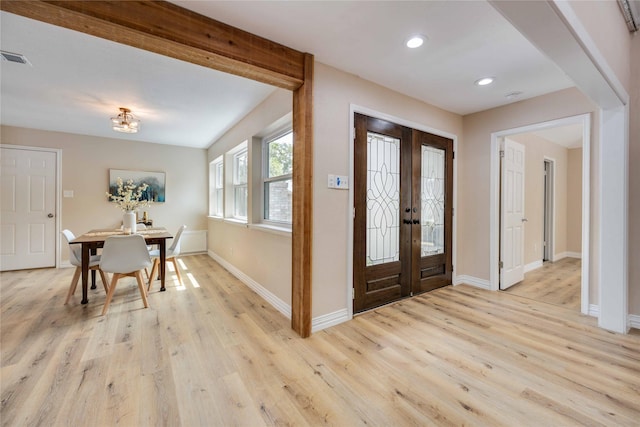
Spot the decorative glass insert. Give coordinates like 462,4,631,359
421,145,445,256
366,132,400,266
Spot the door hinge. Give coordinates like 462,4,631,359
353,127,356,141
352,288,355,299
499,261,504,269
452,151,455,160
500,150,505,158
353,207,356,219
451,264,454,272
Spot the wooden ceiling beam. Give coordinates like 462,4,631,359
0,0,306,90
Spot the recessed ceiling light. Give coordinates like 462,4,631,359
406,35,425,49
475,77,495,86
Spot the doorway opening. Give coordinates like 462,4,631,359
493,115,589,313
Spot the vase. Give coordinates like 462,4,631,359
123,211,136,234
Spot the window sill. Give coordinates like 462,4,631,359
207,215,224,222
248,223,292,237
223,218,248,227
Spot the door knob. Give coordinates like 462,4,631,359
47,213,54,218
521,218,528,222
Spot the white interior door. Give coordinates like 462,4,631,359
1,147,57,271
500,138,525,289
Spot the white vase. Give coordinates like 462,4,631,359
123,211,136,234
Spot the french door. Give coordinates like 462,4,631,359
353,114,453,313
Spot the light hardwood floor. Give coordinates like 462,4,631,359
504,258,581,310
1,255,639,426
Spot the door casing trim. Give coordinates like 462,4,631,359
347,104,458,320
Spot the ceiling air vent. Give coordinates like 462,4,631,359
1,50,32,65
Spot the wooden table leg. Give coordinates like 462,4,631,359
160,240,166,291
81,244,90,304
90,247,97,289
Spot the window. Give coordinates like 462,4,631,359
233,148,248,219
209,157,223,216
263,130,293,224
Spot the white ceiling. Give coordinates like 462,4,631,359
531,124,584,149
0,12,276,149
1,1,577,149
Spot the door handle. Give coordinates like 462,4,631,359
47,213,54,218
521,218,528,222
403,219,412,225
412,219,420,225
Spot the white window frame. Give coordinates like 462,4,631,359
262,128,293,226
231,144,248,221
208,156,223,217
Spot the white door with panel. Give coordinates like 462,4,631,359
500,138,525,289
1,147,57,271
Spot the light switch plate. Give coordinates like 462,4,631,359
328,174,349,190
63,190,74,198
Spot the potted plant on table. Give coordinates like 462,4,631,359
106,177,152,234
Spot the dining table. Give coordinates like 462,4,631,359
69,227,173,304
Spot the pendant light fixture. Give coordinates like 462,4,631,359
111,107,140,133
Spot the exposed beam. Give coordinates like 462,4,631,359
291,53,314,338
0,0,305,90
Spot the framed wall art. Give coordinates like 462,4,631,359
108,169,166,203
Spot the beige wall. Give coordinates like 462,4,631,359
207,89,293,306
630,33,640,316
460,88,600,304
1,126,208,263
313,63,463,317
567,148,583,254
509,134,570,265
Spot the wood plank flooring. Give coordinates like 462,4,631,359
2,255,639,426
504,258,581,310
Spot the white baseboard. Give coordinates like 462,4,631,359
553,251,582,261
181,230,207,254
629,314,640,330
208,250,291,319
207,250,351,333
454,275,491,290
524,260,543,273
312,309,349,333
589,304,599,317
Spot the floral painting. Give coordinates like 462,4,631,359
108,169,165,203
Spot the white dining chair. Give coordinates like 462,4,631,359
148,225,187,290
61,229,109,305
99,234,152,315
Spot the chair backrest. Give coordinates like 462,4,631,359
100,234,152,274
61,229,81,267
169,225,187,255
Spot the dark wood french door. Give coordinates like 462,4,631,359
353,113,453,313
